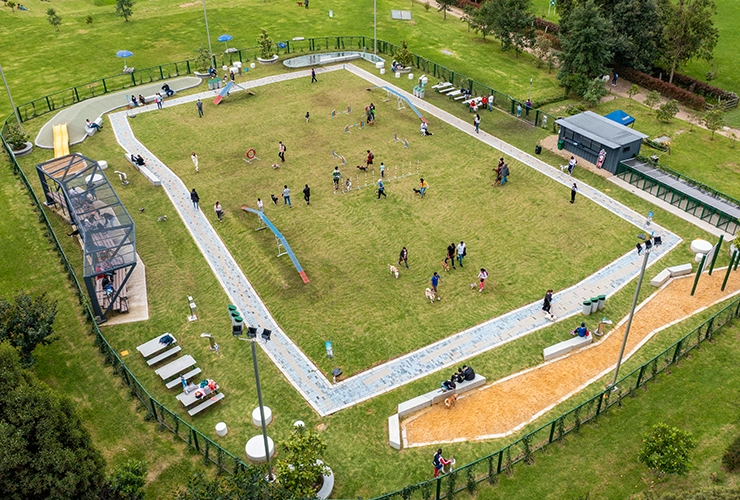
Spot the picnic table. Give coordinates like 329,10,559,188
136,333,177,358
155,355,196,382
177,384,219,407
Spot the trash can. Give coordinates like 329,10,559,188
590,298,599,314
535,145,542,155
557,139,564,150
215,422,228,437
582,300,591,316
597,295,606,310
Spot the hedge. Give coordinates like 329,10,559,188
617,67,706,110
534,17,560,35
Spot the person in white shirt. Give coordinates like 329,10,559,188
456,241,466,268
191,152,199,173
257,198,263,212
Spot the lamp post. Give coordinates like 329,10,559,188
0,65,23,133
373,0,377,55
242,327,274,481
201,0,214,63
609,235,660,390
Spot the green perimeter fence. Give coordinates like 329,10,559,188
2,38,739,497
6,36,561,132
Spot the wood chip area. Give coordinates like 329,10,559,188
403,269,740,446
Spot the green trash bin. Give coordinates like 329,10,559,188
582,300,591,316
597,295,606,310
557,139,564,150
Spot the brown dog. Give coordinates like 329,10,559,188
444,393,458,409
441,260,451,272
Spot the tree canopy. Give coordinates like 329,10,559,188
611,0,664,72
473,0,534,56
115,0,135,22
661,0,719,83
0,290,57,367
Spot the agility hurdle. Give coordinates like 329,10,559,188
331,150,347,165
393,133,409,148
243,148,261,164
331,106,352,118
344,121,365,133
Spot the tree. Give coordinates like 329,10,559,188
628,83,640,99
7,1,16,11
0,290,57,367
46,8,62,31
257,29,274,59
115,0,135,22
436,0,456,20
532,33,553,69
582,78,609,107
175,468,289,500
276,425,330,498
638,423,697,475
645,90,661,109
611,0,663,72
656,99,679,122
0,342,106,499
482,0,535,56
557,0,613,95
86,15,93,24
470,0,496,40
394,40,413,68
194,46,212,72
704,108,724,139
103,460,147,500
661,0,718,84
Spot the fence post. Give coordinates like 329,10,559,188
130,72,136,87
703,317,715,340
45,96,52,113
435,477,442,500
73,87,80,103
635,364,646,389
186,60,191,74
496,450,503,474
672,339,683,364
595,390,605,416
548,420,556,443
159,66,164,80
510,99,516,115
535,109,540,127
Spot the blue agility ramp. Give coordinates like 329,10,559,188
382,86,428,124
241,206,309,283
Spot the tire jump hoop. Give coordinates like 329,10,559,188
393,133,409,148
344,121,365,133
243,148,261,165
331,106,352,118
331,150,347,165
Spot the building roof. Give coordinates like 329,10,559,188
556,111,647,149
604,109,635,127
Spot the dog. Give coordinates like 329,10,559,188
441,260,451,272
270,194,279,205
444,393,458,409
271,163,280,169
357,164,368,172
425,287,436,303
389,265,399,279
157,215,167,222
559,164,568,173
545,312,557,322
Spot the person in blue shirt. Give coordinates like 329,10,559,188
574,322,589,337
430,272,442,299
377,178,387,199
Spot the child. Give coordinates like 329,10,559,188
473,268,488,293
305,111,310,123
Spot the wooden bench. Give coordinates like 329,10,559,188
143,90,176,104
446,90,463,98
453,94,468,101
543,334,592,362
147,345,182,366
137,333,177,358
155,355,197,382
650,269,672,287
165,367,202,389
388,413,401,450
124,155,162,187
667,263,692,277
85,117,103,137
397,374,486,418
188,392,225,416
433,82,452,91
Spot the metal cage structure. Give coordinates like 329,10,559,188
36,153,136,322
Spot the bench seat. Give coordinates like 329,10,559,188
667,263,692,277
165,367,202,389
543,334,592,362
188,392,225,416
650,269,672,287
124,155,162,186
397,373,486,417
388,414,401,450
85,117,103,137
146,345,182,366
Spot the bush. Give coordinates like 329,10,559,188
618,67,706,110
3,122,28,151
722,435,740,472
657,100,679,122
665,70,737,104
534,30,561,51
638,423,697,476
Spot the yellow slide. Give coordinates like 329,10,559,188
52,123,70,158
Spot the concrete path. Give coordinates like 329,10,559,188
109,64,681,416
35,77,203,149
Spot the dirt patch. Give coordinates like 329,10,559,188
179,1,200,7
403,269,740,445
538,135,614,179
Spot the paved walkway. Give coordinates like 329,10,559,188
109,64,681,416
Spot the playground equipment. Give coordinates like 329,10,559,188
343,121,365,133
331,106,352,118
393,133,409,148
331,150,347,165
52,123,70,158
241,206,309,283
243,148,261,165
381,86,428,124
213,81,255,105
335,161,421,195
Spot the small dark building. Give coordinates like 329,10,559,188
555,111,647,174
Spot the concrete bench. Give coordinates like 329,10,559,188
447,90,463,98
85,117,103,137
667,263,692,277
124,155,162,187
454,94,468,101
650,269,672,287
543,334,592,362
188,392,225,416
137,333,177,358
397,374,486,417
388,413,401,450
147,345,181,366
433,82,452,90
144,90,176,104
165,367,202,389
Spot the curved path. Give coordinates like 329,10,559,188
109,64,681,416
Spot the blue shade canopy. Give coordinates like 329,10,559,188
116,50,133,58
217,34,233,42
604,109,636,127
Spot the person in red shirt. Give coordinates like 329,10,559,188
366,150,374,168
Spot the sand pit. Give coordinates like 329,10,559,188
403,269,740,446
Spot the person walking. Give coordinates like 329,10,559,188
214,201,223,222
311,68,317,83
476,268,489,293
366,150,375,169
380,162,385,178
278,141,287,163
473,113,481,133
457,241,466,268
332,167,342,192
500,163,510,185
377,178,387,199
155,93,163,109
567,156,577,175
303,184,311,205
414,178,429,198
196,99,203,117
611,73,619,86
191,152,199,173
446,243,457,269
305,111,310,123
488,93,494,111
542,289,554,317
190,188,200,210
430,272,442,299
433,449,452,478
570,183,578,204
398,246,409,269
257,198,264,212
282,185,292,207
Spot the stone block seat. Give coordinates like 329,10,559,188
543,333,592,362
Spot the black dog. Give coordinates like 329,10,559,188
270,194,279,205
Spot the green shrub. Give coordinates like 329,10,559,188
722,435,740,472
638,423,697,475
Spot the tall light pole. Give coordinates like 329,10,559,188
0,65,23,133
201,0,213,63
373,0,377,55
609,235,661,390
249,335,274,481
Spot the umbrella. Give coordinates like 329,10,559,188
116,50,133,69
217,34,233,52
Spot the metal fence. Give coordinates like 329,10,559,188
370,296,740,500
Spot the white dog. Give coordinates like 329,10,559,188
425,287,436,303
389,264,399,279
